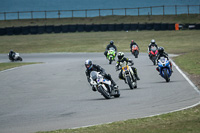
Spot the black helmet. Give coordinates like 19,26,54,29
110,40,114,45
117,52,124,60
85,59,93,70
158,47,164,54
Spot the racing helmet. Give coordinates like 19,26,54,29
110,40,114,45
131,40,134,44
158,47,164,54
85,59,93,70
151,39,155,44
117,52,124,60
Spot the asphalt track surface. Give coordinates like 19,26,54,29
0,53,200,133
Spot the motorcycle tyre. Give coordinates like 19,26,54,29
98,86,111,99
135,51,138,58
18,57,23,61
126,76,134,89
163,69,170,82
109,57,112,64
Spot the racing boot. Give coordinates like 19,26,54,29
92,86,97,91
135,73,140,80
156,67,159,72
111,79,118,90
133,68,140,80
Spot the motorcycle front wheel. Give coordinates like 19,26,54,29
126,76,134,89
163,69,170,82
98,86,111,99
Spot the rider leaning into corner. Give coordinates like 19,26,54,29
8,50,16,61
156,47,173,72
104,40,117,57
148,39,158,56
115,52,140,81
130,40,140,52
85,59,118,91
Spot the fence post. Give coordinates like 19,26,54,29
150,6,152,15
138,7,139,16
112,9,113,15
187,5,189,16
58,10,61,19
85,9,87,18
4,12,6,20
17,12,19,20
31,11,33,19
99,9,101,17
163,5,165,16
125,8,126,16
45,11,47,19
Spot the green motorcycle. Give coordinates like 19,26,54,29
106,49,116,64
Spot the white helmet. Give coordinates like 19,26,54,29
151,39,155,44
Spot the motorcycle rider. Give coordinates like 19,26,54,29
104,40,117,58
8,50,16,61
115,52,140,81
148,39,158,57
156,47,173,72
85,59,118,91
130,40,140,52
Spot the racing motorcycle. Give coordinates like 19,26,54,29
90,71,120,99
116,62,137,89
131,45,139,58
149,46,158,65
8,52,23,61
106,47,116,64
157,57,172,82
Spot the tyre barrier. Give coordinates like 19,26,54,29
93,24,101,32
54,25,62,33
146,23,154,30
0,23,199,35
77,24,85,32
21,26,30,35
30,26,38,34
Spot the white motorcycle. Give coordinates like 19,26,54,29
90,71,120,99
8,52,23,61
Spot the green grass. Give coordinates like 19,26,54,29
0,14,200,28
174,52,200,75
0,30,200,54
0,62,41,71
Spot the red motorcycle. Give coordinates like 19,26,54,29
149,46,158,65
131,45,139,58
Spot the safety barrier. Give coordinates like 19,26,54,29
0,23,199,36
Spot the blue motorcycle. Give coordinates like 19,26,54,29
157,57,172,82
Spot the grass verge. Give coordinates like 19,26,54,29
0,62,41,71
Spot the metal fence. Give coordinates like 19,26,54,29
0,5,200,20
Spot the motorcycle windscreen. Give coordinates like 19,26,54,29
90,71,98,80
